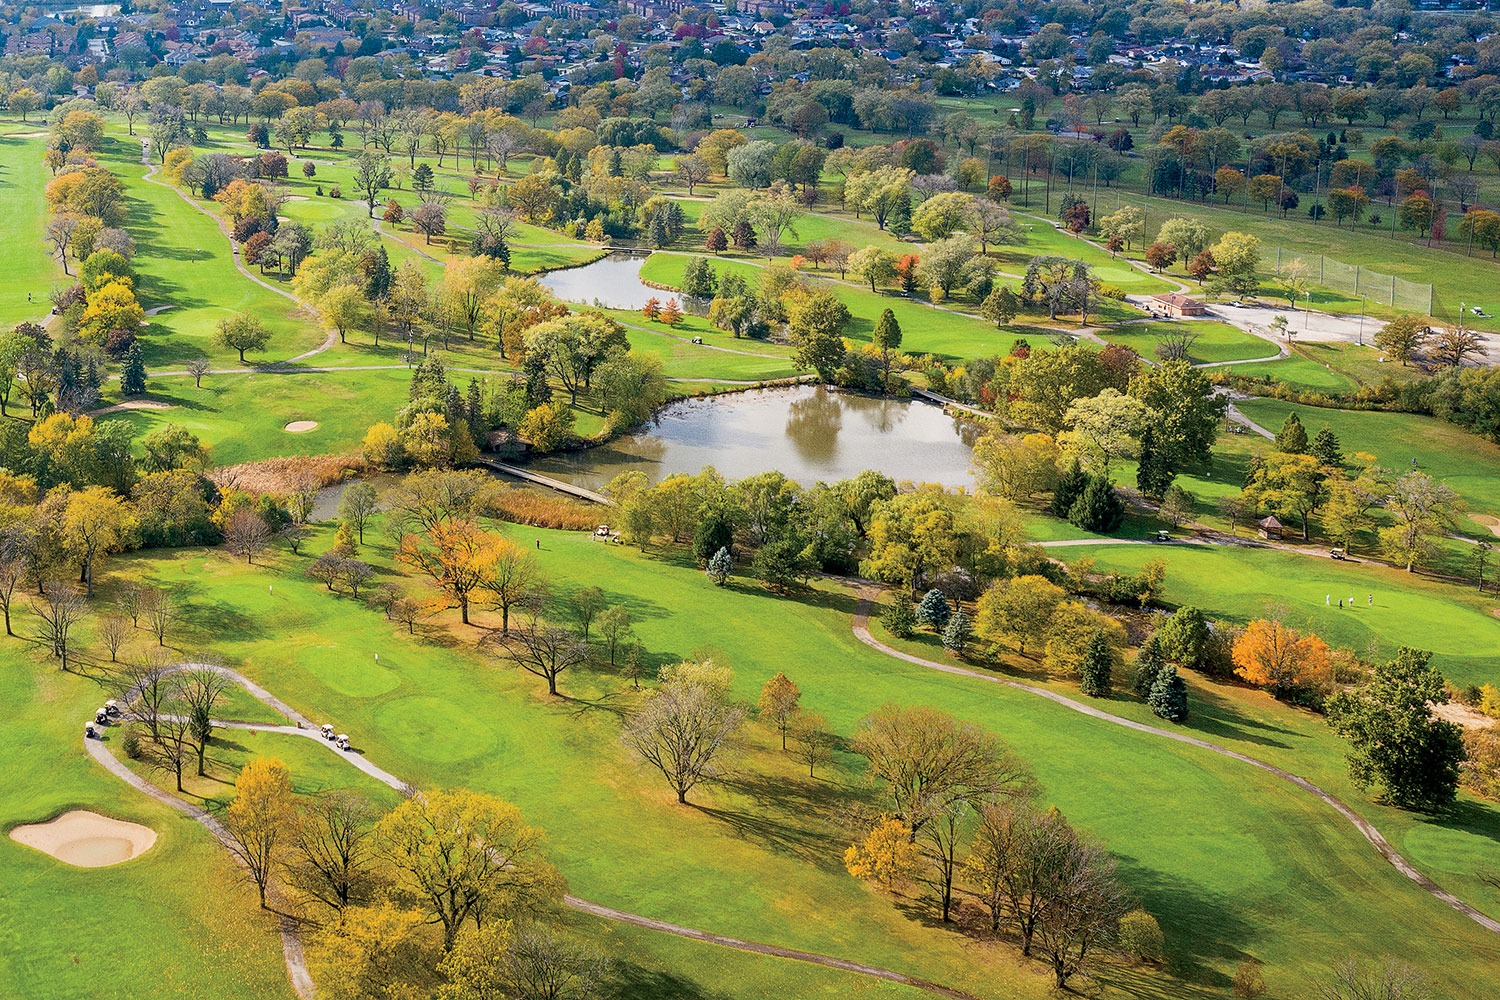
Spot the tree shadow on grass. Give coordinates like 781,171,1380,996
1108,861,1259,992
691,799,846,873
181,596,259,642
1419,797,1500,848
696,772,870,874
599,962,729,1000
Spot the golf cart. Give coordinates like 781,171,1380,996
1330,547,1346,560
1154,530,1171,543
321,724,336,741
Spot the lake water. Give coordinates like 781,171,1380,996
539,253,669,310
528,386,981,490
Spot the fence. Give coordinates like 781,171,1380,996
1269,247,1434,315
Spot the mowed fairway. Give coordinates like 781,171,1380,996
101,525,1500,1000
0,134,62,325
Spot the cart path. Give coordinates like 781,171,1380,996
848,584,1500,935
139,138,337,366
88,664,973,1000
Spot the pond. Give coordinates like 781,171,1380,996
539,253,672,311
527,386,982,491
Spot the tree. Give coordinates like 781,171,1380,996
706,546,733,586
376,789,562,951
1318,958,1433,1000
1379,472,1465,572
1327,648,1464,811
1376,314,1429,366
63,487,132,597
412,200,447,245
962,801,1073,947
758,673,802,749
215,314,271,363
1078,630,1113,697
848,245,897,292
596,605,634,670
177,667,229,777
851,703,1030,838
119,345,147,397
1067,475,1125,533
1147,665,1189,721
941,609,972,655
844,816,922,888
1275,412,1309,453
353,151,393,217
1232,619,1331,697
286,792,377,915
975,575,1065,655
1207,231,1262,297
1244,451,1326,541
872,308,902,392
621,667,745,803
32,583,86,672
1431,324,1483,368
223,508,272,564
1033,837,1131,989
790,711,834,777
223,757,295,908
481,540,540,636
336,483,379,544
397,520,501,626
1060,389,1147,474
498,613,587,697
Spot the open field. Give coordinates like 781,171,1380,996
1101,319,1277,364
57,521,1500,1000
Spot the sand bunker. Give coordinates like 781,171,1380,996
284,420,319,433
10,810,157,867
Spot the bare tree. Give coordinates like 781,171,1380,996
1430,324,1484,368
223,508,273,564
187,357,211,388
496,616,588,696
285,790,378,915
1154,329,1200,362
31,583,86,671
98,613,131,662
789,711,834,777
143,588,180,647
1319,958,1433,1000
0,527,28,637
621,675,744,804
119,657,195,791
1032,836,1131,989
177,666,230,777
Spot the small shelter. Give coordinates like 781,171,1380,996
1257,515,1284,540
1150,292,1207,317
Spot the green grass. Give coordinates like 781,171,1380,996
67,522,1500,1000
1101,320,1277,364
0,134,63,325
1235,398,1500,517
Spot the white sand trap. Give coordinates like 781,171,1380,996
284,420,319,433
10,810,157,867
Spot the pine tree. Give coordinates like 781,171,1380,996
888,194,912,235
1051,458,1089,518
707,547,733,586
120,344,147,397
1068,475,1125,533
941,608,972,654
1079,630,1114,697
916,588,951,630
881,601,917,638
1132,633,1168,696
873,309,902,352
1275,411,1308,453
1148,665,1189,721
1310,426,1342,467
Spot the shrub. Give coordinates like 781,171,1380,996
122,731,142,760
1098,283,1127,300
1117,909,1165,963
329,185,342,199
881,602,917,639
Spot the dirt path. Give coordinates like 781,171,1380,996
90,664,971,1000
848,585,1500,935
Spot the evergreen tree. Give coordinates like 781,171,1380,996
1148,665,1189,721
1068,475,1126,533
707,546,733,586
1051,458,1089,518
873,309,902,352
120,344,147,397
692,511,735,567
888,194,912,235
1156,606,1209,669
1079,630,1114,697
1132,633,1168,696
916,588,951,630
1135,423,1175,498
1310,426,1342,467
1275,411,1308,453
881,601,917,638
362,245,392,300
941,608,971,654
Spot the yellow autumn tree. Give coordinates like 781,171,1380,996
222,757,296,908
844,816,922,889
318,902,432,1000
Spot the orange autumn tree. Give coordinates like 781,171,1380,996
1231,618,1332,698
659,298,683,325
641,296,661,321
396,519,502,625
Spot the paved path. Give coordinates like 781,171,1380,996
89,664,972,1000
847,585,1500,936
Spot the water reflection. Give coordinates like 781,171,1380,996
528,386,977,490
539,253,662,310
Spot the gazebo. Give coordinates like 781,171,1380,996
1257,515,1284,540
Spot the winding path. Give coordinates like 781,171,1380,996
89,665,975,1000
848,585,1500,935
